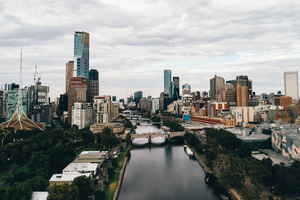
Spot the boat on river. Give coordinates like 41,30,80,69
186,147,193,156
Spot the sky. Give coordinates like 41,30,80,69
1,0,300,101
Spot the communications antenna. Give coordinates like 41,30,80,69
34,64,37,85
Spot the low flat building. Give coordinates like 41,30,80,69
49,173,89,186
90,122,125,134
73,151,108,168
63,163,98,176
31,192,48,200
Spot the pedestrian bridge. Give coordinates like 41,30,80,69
116,132,185,141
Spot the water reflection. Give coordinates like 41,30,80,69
119,144,222,200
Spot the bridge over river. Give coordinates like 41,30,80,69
116,132,187,141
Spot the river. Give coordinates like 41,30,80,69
118,122,223,200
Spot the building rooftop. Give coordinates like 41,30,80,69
91,123,123,126
49,173,89,182
63,163,98,174
239,134,270,141
72,151,108,163
31,192,48,200
252,149,294,166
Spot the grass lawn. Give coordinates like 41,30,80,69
0,166,29,190
103,172,120,200
118,151,126,168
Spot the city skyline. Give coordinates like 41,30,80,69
1,1,300,100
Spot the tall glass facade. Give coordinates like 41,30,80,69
164,69,171,96
89,69,99,103
284,71,299,103
173,77,179,100
74,31,89,80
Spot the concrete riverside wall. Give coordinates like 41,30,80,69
113,156,128,200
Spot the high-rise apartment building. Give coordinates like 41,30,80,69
164,69,171,96
26,80,50,117
210,75,224,100
88,69,99,103
67,77,88,124
173,77,180,100
72,102,93,129
74,31,89,79
284,71,299,103
93,95,119,124
66,61,74,94
182,83,191,95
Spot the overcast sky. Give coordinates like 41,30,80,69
1,0,300,101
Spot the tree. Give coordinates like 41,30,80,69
47,143,72,174
47,183,79,200
95,190,106,200
71,176,94,200
237,143,251,158
125,133,131,146
3,181,32,200
10,163,18,176
111,158,118,168
28,151,50,178
22,145,31,156
108,167,115,175
26,176,49,191
102,127,112,137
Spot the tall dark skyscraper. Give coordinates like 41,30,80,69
134,91,143,106
173,77,179,100
88,69,99,103
164,69,171,97
74,31,89,80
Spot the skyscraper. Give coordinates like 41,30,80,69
66,61,74,94
67,77,88,124
74,31,89,79
169,81,175,101
226,75,253,97
210,75,224,100
164,69,171,96
284,71,299,103
88,69,99,103
173,77,179,100
134,91,143,107
182,83,191,95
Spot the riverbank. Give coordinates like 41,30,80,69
189,146,212,174
188,145,241,200
113,156,128,200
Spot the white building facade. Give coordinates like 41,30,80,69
72,102,93,129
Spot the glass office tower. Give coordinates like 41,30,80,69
173,77,179,100
164,69,171,97
74,31,89,80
